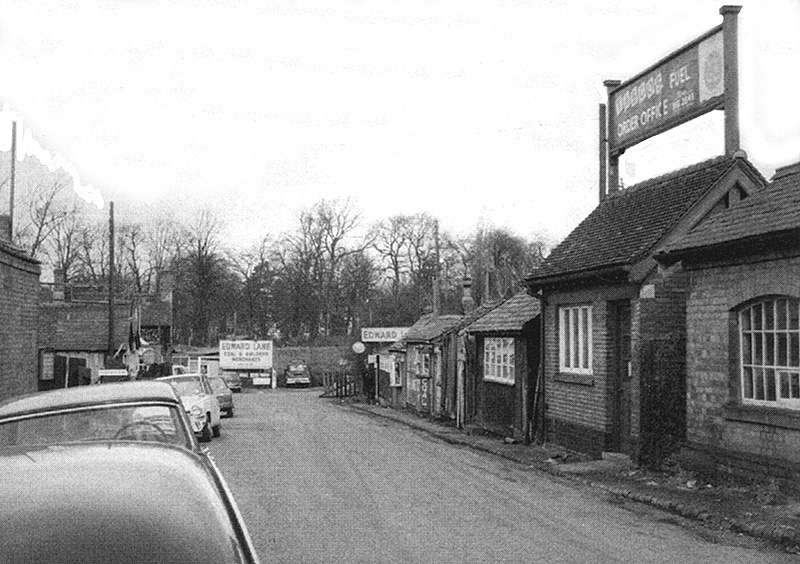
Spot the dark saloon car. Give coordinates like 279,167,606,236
0,442,260,563
209,375,234,417
0,381,199,452
222,370,243,392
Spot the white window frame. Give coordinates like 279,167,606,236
559,305,593,375
483,337,515,385
739,297,800,409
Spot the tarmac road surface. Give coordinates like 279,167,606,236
209,389,794,563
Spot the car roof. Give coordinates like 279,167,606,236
158,374,203,381
0,381,181,420
0,443,256,564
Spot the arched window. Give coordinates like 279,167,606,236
739,297,800,409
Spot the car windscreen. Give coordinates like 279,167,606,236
0,404,193,449
208,378,228,393
166,377,204,396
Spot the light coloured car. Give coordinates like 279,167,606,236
208,376,234,418
0,442,260,563
0,381,199,453
157,374,221,442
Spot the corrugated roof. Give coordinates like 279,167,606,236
466,291,540,333
402,314,463,343
661,160,800,254
527,156,746,282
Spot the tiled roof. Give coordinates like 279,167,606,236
402,314,463,343
661,161,800,255
527,156,745,282
447,300,504,333
466,291,540,333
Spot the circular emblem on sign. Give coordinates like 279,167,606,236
703,49,723,91
352,342,366,354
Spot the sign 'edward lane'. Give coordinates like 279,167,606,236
608,26,724,155
219,340,273,370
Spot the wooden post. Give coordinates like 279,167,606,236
720,5,742,156
598,103,607,203
603,80,621,192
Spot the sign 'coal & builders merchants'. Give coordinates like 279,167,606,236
219,340,273,370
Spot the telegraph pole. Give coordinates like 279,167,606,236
107,201,115,359
9,121,16,242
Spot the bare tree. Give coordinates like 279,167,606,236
13,175,72,258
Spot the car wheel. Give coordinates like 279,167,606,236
199,416,212,443
212,422,221,438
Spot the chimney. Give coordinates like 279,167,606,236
53,269,67,301
0,215,11,242
461,276,476,313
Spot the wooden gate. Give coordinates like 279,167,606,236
321,371,362,398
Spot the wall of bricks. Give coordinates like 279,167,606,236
684,256,800,477
635,265,690,465
542,282,636,455
0,242,41,401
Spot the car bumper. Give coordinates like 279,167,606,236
286,377,310,385
186,412,205,433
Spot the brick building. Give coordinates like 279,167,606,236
525,155,766,463
38,279,173,389
0,218,41,401
657,160,800,484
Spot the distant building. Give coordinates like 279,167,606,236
0,216,41,401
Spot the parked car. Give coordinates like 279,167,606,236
284,360,311,387
157,374,221,442
209,376,234,417
0,381,199,453
222,370,242,392
0,442,260,563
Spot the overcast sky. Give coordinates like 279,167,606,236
1,0,798,249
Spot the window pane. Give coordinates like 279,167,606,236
742,367,754,399
765,302,775,330
754,368,765,400
753,304,763,330
791,334,800,367
563,310,571,368
765,334,775,366
780,371,791,399
572,309,580,368
791,304,800,330
792,373,800,399
754,335,763,365
766,369,776,401
741,309,751,331
742,333,752,365
778,334,788,367
777,300,788,330
582,307,590,369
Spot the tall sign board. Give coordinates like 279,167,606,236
219,340,273,371
608,27,724,156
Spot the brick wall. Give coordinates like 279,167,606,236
684,256,800,478
0,242,41,401
543,283,635,455
39,301,131,351
636,265,689,466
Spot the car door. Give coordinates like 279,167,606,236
201,375,221,427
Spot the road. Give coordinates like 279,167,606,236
209,389,793,564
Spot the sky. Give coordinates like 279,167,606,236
0,0,798,250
